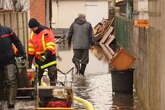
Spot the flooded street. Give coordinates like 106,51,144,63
58,50,144,110
4,50,144,110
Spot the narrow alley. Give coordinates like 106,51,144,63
0,0,164,110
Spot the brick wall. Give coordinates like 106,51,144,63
30,0,46,25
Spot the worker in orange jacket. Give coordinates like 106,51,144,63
28,18,57,86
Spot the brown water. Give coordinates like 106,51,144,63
1,50,144,110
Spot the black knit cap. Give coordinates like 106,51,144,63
28,18,40,28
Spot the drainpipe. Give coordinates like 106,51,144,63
126,0,133,19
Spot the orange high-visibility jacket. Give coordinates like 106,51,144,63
28,29,56,59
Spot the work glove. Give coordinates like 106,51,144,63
39,55,46,62
39,50,52,62
44,49,52,58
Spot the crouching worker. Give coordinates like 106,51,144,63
28,18,57,86
0,25,26,108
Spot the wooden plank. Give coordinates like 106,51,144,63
10,12,18,34
4,12,11,27
17,12,24,43
99,26,113,44
106,35,115,46
22,12,26,46
23,12,28,50
0,13,5,25
100,43,113,63
25,12,29,52
104,35,115,55
0,11,28,47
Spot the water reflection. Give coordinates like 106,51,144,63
72,72,143,110
86,73,112,110
73,78,91,110
112,93,133,110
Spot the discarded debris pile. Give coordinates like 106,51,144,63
93,18,114,42
92,18,119,63
90,45,110,63
92,18,135,70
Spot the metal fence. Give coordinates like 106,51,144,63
0,11,29,50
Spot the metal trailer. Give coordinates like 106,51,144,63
35,67,95,110
35,67,75,110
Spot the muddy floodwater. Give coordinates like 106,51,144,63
2,50,144,110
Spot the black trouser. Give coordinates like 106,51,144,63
36,55,57,86
72,49,89,75
0,64,17,105
72,49,89,65
38,65,57,86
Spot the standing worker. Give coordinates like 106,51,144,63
28,18,57,86
68,14,95,76
0,25,25,108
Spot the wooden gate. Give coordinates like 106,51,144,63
0,11,29,51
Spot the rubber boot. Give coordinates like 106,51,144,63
7,87,16,108
50,79,57,86
74,62,80,74
79,64,86,76
49,66,57,86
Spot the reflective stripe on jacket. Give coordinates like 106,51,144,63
35,60,57,69
28,29,56,59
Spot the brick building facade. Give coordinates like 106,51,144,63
30,0,46,25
